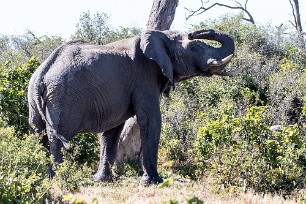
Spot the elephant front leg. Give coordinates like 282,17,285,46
137,108,163,185
93,123,124,182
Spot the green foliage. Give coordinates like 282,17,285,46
105,26,142,44
0,57,40,134
63,194,98,204
69,133,99,166
160,80,203,179
195,106,306,194
53,149,94,195
11,31,64,61
0,127,51,203
158,174,174,188
113,159,142,178
0,35,11,63
166,196,204,204
268,58,306,125
160,15,306,196
53,158,95,193
72,11,111,45
71,11,141,45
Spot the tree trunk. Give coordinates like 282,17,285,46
114,0,179,170
290,0,305,49
147,0,179,30
292,0,302,33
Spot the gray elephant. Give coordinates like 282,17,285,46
28,29,235,185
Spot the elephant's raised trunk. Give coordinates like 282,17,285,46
188,29,237,76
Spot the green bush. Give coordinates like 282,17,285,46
0,127,51,203
195,106,306,194
69,133,99,166
49,138,96,195
71,11,141,45
160,79,204,179
52,159,95,194
10,31,63,61
160,15,306,195
0,57,40,134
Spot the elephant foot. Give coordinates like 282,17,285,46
93,170,112,182
140,173,163,186
49,164,56,179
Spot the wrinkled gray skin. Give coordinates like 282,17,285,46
28,29,235,185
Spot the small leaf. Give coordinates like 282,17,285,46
158,177,174,188
162,160,175,168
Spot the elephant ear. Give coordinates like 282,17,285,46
140,30,174,85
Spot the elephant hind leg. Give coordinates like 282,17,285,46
93,123,125,182
28,103,49,148
44,114,73,178
47,132,64,178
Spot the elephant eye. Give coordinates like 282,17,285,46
191,46,197,52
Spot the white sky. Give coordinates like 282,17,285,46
0,0,305,39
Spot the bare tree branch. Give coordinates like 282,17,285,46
289,21,296,28
244,0,249,10
288,0,305,49
289,0,297,28
233,0,243,8
185,0,255,24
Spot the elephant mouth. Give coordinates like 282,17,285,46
207,54,233,67
205,54,240,77
196,66,213,77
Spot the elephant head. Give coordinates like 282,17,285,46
140,29,236,85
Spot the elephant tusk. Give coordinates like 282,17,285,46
208,54,234,67
221,54,234,64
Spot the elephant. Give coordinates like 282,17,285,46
28,29,236,185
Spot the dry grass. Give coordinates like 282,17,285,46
51,176,301,204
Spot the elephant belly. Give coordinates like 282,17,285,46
82,98,134,133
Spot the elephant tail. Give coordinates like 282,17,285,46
32,79,70,150
33,77,45,122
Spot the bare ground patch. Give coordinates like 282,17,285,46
51,176,300,204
